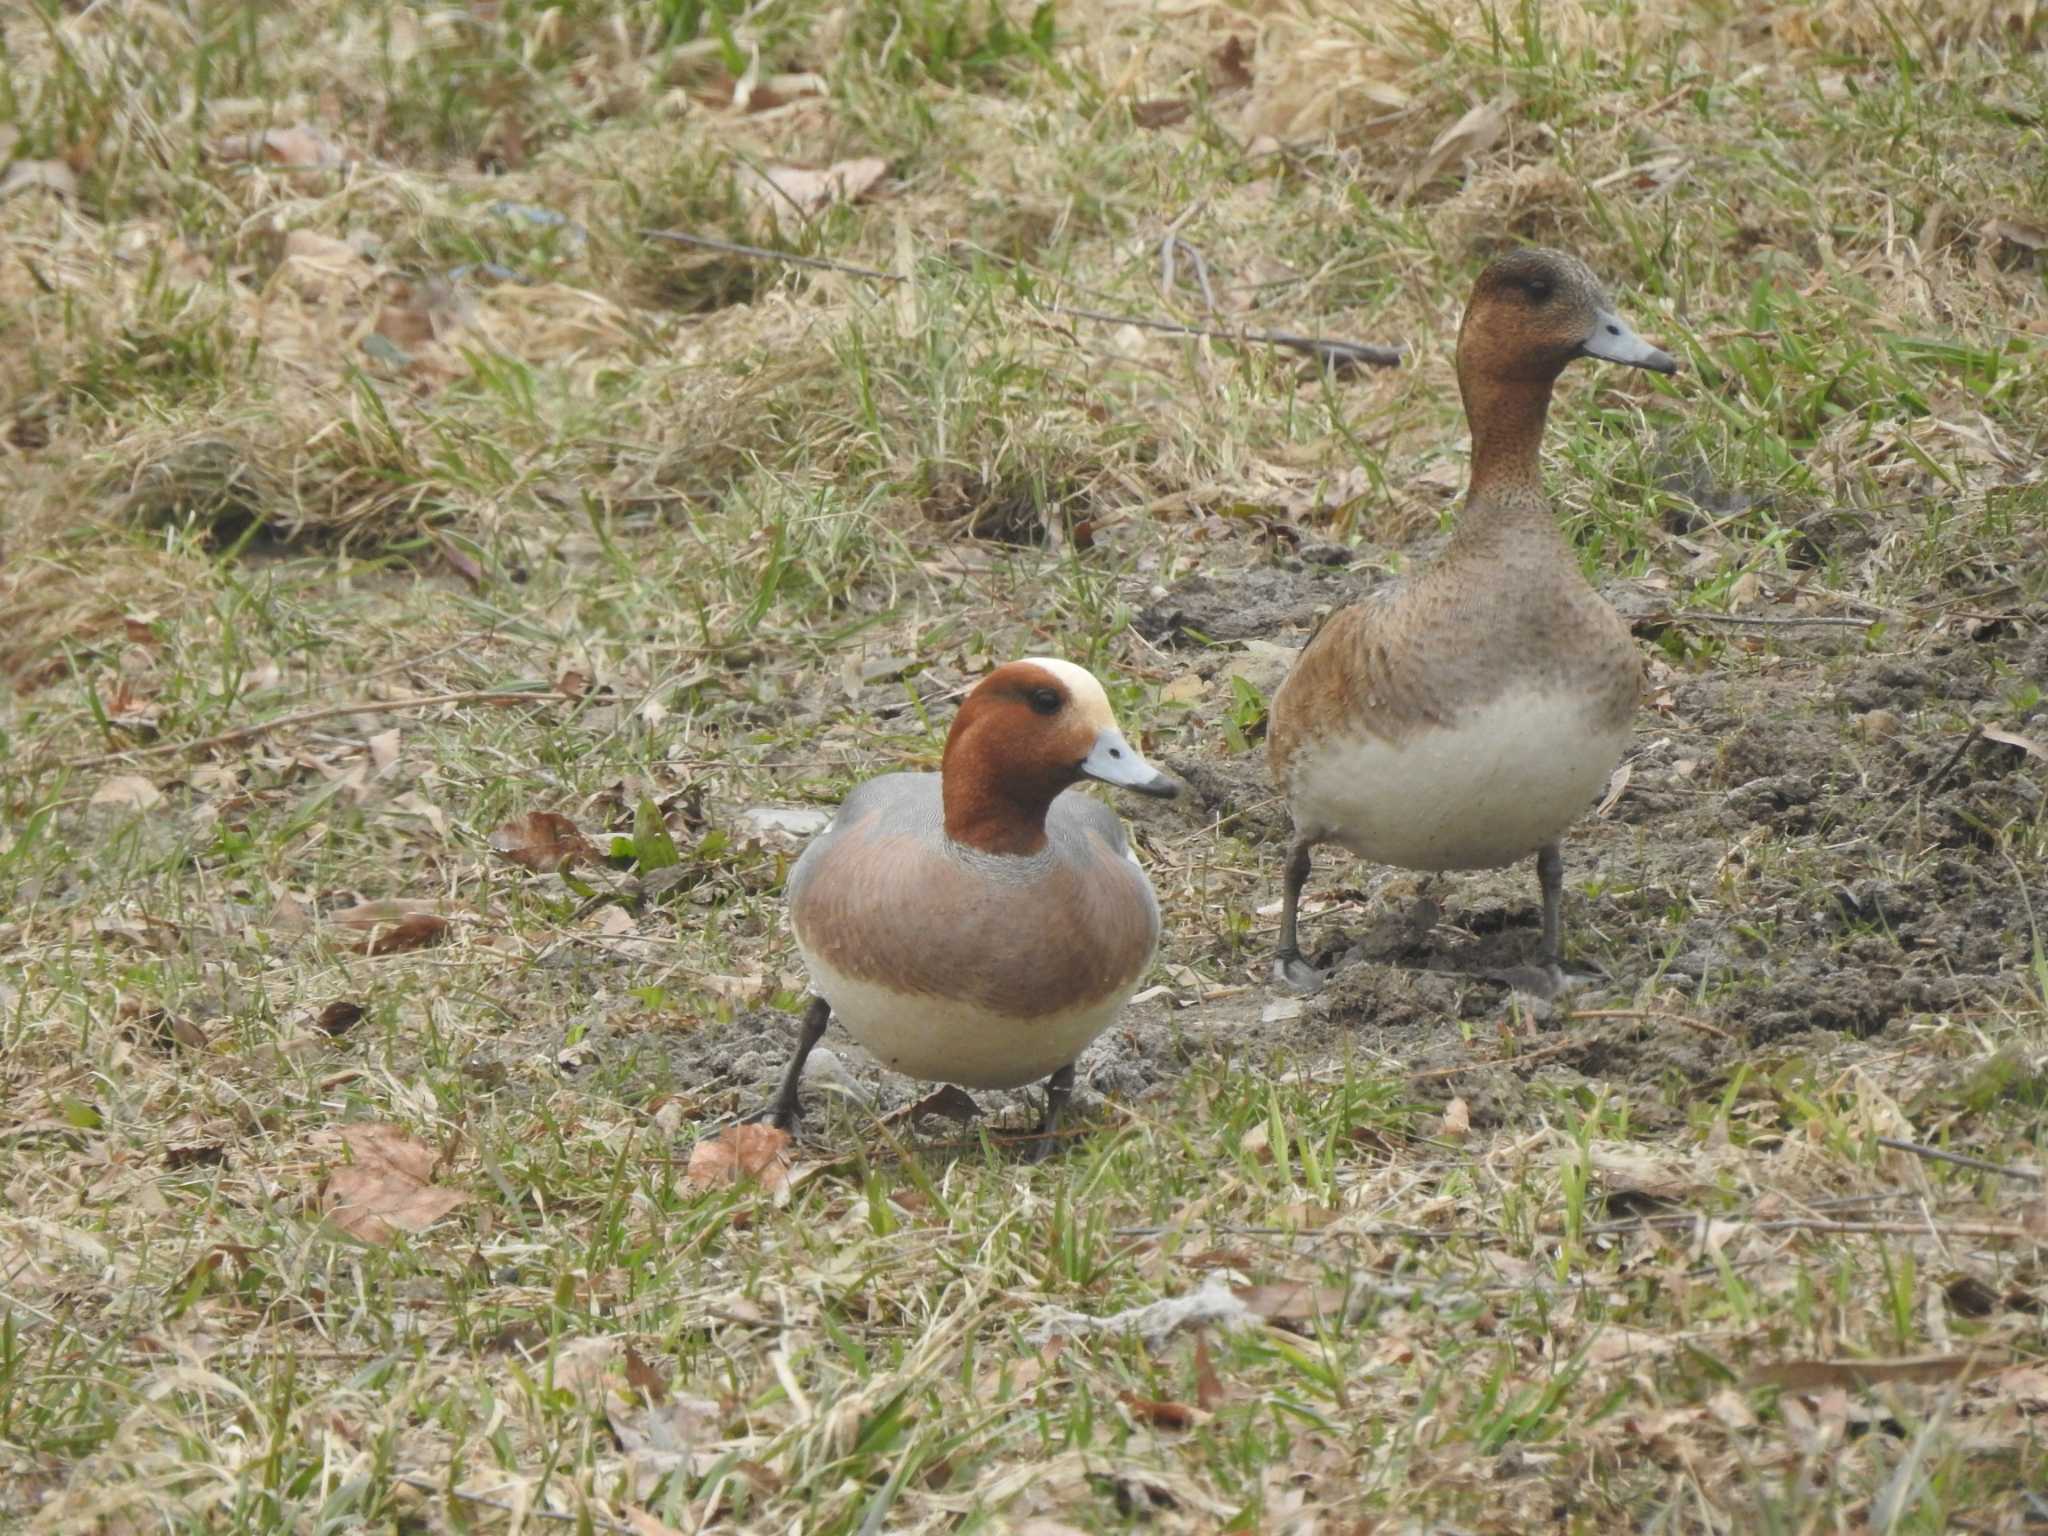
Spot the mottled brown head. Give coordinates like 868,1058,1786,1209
942,657,1177,856
1454,248,1679,502
1458,247,1679,386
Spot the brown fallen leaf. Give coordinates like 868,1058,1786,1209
1131,99,1193,129
1746,1353,2004,1392
1982,724,2046,762
429,528,485,590
685,1122,793,1196
314,1000,366,1036
490,811,598,871
1193,1333,1225,1410
1985,216,2048,252
215,124,348,170
91,774,163,811
1119,1390,1201,1430
1407,92,1515,194
322,1123,468,1243
164,1143,228,1170
741,156,889,228
1234,1282,1351,1330
881,1083,981,1127
1440,1096,1471,1140
624,1344,671,1402
331,901,451,956
1211,35,1254,91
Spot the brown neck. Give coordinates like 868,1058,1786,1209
1459,368,1559,513
940,727,1057,856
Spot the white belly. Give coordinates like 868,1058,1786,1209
1289,692,1627,871
804,955,1128,1090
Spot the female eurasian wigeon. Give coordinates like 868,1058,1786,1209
1268,247,1680,994
764,657,1177,1156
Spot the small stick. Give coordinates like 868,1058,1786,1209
1924,723,1983,795
643,228,1401,369
1662,611,1880,629
392,1474,637,1534
1567,1007,1736,1043
1875,1134,2043,1184
54,689,572,771
1404,1035,1590,1081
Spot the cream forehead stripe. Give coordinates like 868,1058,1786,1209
1018,656,1117,731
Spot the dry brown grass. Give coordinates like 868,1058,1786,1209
3,0,2047,1530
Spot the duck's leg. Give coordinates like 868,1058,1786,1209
1019,1062,1077,1162
762,996,831,1131
1271,835,1325,994
1535,841,1566,987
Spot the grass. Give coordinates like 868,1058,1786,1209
4,0,2048,1529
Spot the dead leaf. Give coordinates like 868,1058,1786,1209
164,1143,228,1170
624,1345,671,1402
330,900,450,955
0,159,77,202
216,124,347,170
882,1083,982,1127
1233,1282,1351,1330
1131,99,1192,129
1594,762,1632,818
429,529,485,590
314,1000,365,1036
1211,35,1254,91
366,728,401,775
1407,92,1515,193
322,1123,468,1243
685,1123,792,1196
1440,1097,1471,1140
741,156,889,228
700,972,766,1004
1747,1353,2002,1392
490,811,598,871
1161,673,1207,706
91,774,162,811
1193,1333,1225,1410
556,669,592,699
1985,216,2048,252
1119,1389,1201,1430
1982,724,2047,762
735,805,833,840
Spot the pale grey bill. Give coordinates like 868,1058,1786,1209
1581,309,1679,374
1080,729,1179,797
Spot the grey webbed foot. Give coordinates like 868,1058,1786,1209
1272,951,1326,995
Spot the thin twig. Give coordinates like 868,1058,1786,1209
1661,610,1882,629
393,1474,637,1534
643,227,1401,369
1875,1135,2043,1184
1567,1007,1737,1043
1404,1035,1592,1081
52,689,572,771
1925,723,1984,795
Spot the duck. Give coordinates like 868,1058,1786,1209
765,657,1178,1157
1267,246,1680,994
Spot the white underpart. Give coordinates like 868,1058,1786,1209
1291,691,1628,871
803,952,1132,1090
1019,655,1118,732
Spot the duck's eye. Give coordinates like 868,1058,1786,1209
1522,277,1553,303
1027,687,1062,715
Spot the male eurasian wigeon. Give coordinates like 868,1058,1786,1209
765,657,1177,1157
1267,247,1680,994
